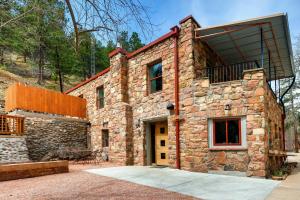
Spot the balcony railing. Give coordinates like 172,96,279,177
0,115,25,135
199,60,260,83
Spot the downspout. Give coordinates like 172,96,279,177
279,75,296,151
171,26,180,169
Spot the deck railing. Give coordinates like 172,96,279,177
0,114,24,135
199,60,260,83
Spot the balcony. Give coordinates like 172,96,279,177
198,60,260,83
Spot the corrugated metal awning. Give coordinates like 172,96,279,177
195,13,294,80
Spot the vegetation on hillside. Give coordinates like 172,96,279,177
0,0,150,92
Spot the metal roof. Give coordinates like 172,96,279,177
195,13,294,80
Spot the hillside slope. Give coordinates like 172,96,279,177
0,52,81,112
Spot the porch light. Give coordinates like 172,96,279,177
224,104,232,110
86,122,91,127
135,119,140,128
166,102,175,110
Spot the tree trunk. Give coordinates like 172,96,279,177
55,46,63,92
37,42,44,85
0,48,4,65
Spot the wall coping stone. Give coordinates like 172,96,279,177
9,110,89,122
0,135,26,139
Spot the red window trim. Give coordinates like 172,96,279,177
213,118,241,146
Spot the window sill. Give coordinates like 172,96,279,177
148,90,162,97
209,147,248,151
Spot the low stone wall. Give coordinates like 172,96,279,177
0,160,69,181
9,111,89,161
0,136,30,163
0,99,5,113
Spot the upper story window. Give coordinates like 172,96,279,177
148,61,162,93
213,119,241,146
96,86,104,109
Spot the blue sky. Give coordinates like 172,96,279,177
141,0,300,44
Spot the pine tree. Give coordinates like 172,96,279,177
129,32,144,51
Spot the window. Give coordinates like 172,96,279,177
102,130,109,147
213,119,241,145
78,94,83,98
96,86,104,109
148,62,162,93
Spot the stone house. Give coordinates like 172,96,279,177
66,13,295,177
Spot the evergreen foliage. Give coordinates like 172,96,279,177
0,0,145,89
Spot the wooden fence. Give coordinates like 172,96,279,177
5,83,86,118
0,114,24,135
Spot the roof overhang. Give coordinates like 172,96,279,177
195,13,294,80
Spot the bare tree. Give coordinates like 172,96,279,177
64,0,154,51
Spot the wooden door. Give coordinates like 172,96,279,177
155,121,168,165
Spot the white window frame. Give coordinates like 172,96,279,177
208,116,247,149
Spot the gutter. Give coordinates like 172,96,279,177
279,75,296,151
65,67,110,94
171,26,180,169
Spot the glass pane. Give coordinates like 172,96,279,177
98,87,104,98
215,121,226,144
228,120,239,144
161,153,166,159
160,140,165,146
151,77,162,93
160,127,165,134
102,130,109,147
149,63,162,79
99,98,104,108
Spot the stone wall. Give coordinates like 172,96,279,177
9,111,88,161
0,136,30,163
0,99,5,113
68,16,284,177
67,64,133,165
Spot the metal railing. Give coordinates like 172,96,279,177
0,115,25,135
199,60,260,83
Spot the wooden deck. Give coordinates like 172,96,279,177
0,114,24,135
5,83,86,118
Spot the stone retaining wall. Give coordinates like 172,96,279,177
8,111,88,161
0,136,30,163
0,100,5,113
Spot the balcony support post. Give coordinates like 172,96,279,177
279,79,281,101
260,27,264,68
275,66,277,100
268,49,271,83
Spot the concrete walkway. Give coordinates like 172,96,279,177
267,153,300,200
86,166,279,200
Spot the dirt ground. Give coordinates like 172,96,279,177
0,164,197,200
266,153,300,200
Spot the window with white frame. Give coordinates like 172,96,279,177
208,117,247,149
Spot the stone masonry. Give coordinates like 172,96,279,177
0,136,30,163
67,16,285,177
8,111,88,161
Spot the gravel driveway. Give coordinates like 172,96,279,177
0,164,196,200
